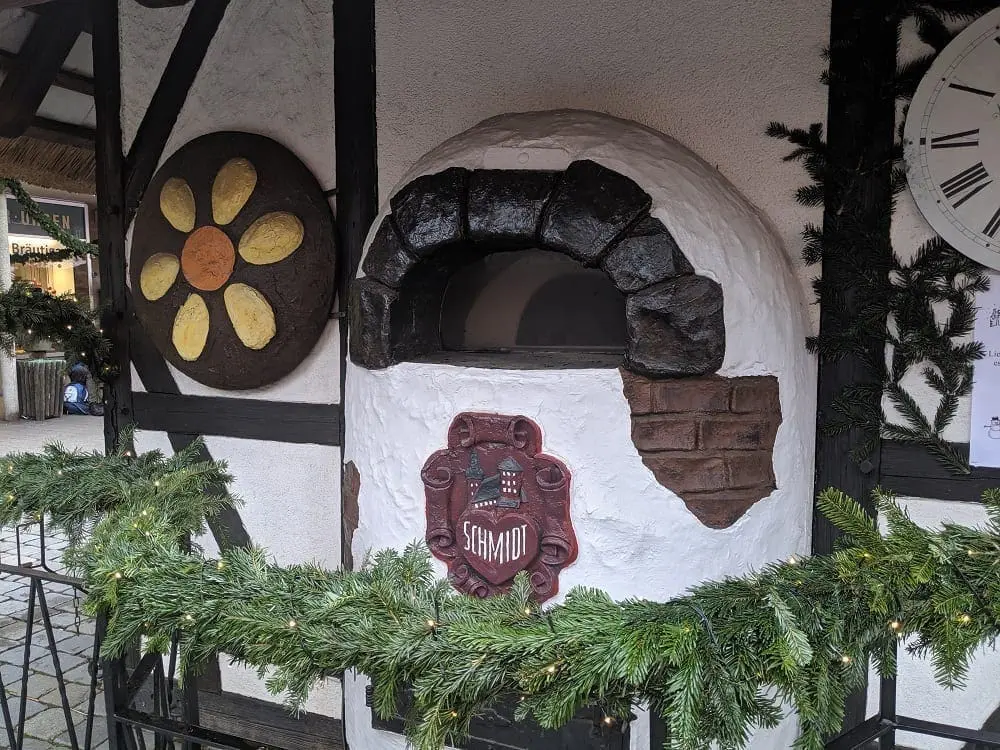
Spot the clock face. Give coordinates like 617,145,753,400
904,8,1000,269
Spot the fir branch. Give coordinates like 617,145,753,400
7,443,1000,750
0,280,114,380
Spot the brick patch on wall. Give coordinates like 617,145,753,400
621,370,782,529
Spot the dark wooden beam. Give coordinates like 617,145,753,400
0,0,85,137
334,0,377,575
813,0,898,733
128,306,252,550
132,392,343,445
0,49,94,96
0,0,58,9
123,0,231,223
197,692,344,750
91,0,132,456
26,1,93,35
23,116,93,148
880,441,1000,502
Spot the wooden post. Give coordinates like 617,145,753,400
334,0,378,567
813,0,897,730
0,194,17,421
91,0,133,453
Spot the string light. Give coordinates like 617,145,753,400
216,561,226,570
787,556,798,565
6,493,14,502
153,480,161,488
56,469,63,476
889,620,901,632
840,655,851,664
449,711,458,719
287,619,297,629
66,325,72,331
603,716,615,726
112,572,123,580
959,614,971,624
184,614,194,622
545,664,557,674
426,619,437,629
524,607,532,616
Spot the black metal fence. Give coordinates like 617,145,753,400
825,645,1000,750
0,517,101,749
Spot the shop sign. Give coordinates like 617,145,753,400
970,275,1000,467
6,197,89,241
423,412,578,602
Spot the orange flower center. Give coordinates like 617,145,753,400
181,226,235,291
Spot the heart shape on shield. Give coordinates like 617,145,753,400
458,509,541,586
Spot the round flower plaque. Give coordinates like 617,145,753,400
130,131,336,390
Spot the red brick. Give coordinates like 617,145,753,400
641,453,726,494
725,452,775,490
620,370,653,414
730,376,780,414
699,416,777,451
632,416,698,451
650,376,731,413
681,491,764,529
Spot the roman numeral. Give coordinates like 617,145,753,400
941,162,992,208
931,128,980,149
949,82,997,98
985,207,1000,238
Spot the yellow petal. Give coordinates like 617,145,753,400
172,293,210,361
238,212,303,265
212,157,257,225
224,283,276,350
139,253,179,301
159,178,196,233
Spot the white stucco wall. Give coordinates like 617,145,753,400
113,0,1000,743
119,0,343,717
345,111,815,750
375,0,830,331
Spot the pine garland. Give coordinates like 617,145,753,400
0,279,114,380
768,1,992,474
3,443,1000,750
2,178,98,263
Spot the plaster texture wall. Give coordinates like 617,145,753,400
120,0,342,717
345,111,815,750
375,0,830,330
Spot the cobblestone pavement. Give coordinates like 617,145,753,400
1,416,108,748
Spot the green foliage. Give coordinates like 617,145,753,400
0,279,113,380
769,4,991,474
5,443,1000,750
2,178,98,263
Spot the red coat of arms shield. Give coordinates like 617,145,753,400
422,413,578,602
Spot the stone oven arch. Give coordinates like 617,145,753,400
350,159,724,377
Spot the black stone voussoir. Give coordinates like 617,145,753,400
539,159,651,265
361,218,419,289
601,216,693,293
625,275,725,377
390,167,468,256
467,169,559,243
350,278,398,369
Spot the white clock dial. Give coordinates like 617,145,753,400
904,8,1000,269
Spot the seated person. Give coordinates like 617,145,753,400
63,364,90,415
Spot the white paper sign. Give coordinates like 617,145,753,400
969,273,1000,467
